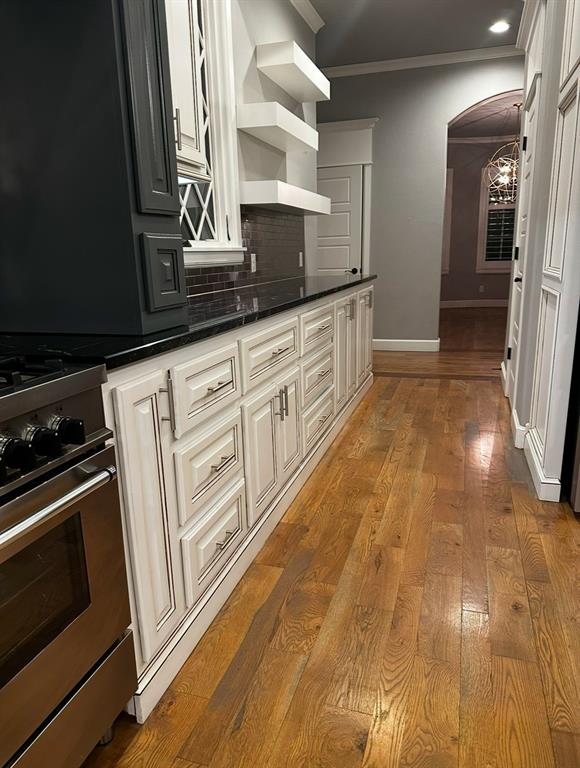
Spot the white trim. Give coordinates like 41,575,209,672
501,360,508,395
524,429,562,502
373,338,440,352
448,134,519,144
130,374,373,721
440,299,509,308
183,244,245,266
289,0,325,34
441,169,453,274
318,118,380,133
323,45,523,79
517,0,542,51
362,165,372,275
511,407,528,449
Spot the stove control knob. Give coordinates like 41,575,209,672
24,426,63,459
48,416,86,445
0,435,37,471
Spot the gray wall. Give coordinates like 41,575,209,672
441,142,511,303
317,57,524,342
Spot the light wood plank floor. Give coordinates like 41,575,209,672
85,365,580,767
374,307,509,380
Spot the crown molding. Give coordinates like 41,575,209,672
448,134,519,144
318,117,380,133
322,45,524,79
517,0,542,51
289,0,325,34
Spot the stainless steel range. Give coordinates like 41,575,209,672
0,355,136,768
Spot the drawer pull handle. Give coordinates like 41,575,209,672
211,453,236,473
271,346,290,357
318,413,331,425
317,324,330,333
318,369,331,379
283,384,289,416
215,528,237,551
207,379,233,395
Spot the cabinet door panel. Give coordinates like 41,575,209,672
113,371,182,665
277,367,302,485
122,0,180,215
165,0,207,173
242,383,278,526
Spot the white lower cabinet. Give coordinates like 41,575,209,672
113,371,184,667
105,282,374,718
242,365,301,527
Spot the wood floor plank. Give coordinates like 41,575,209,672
492,656,556,768
207,648,307,768
361,585,423,768
459,611,496,768
433,489,465,524
426,520,463,576
418,572,462,665
255,522,309,569
512,484,551,583
551,731,580,768
398,473,436,586
527,580,580,734
357,545,404,611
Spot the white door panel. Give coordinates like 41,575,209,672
316,165,362,275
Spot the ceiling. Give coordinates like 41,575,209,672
448,90,523,138
310,0,523,68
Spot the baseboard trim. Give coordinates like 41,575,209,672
524,429,561,502
440,299,509,308
511,407,527,449
373,338,440,352
500,361,508,396
131,375,374,722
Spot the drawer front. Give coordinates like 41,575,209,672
300,304,334,355
301,343,334,409
180,477,247,608
174,411,243,526
302,387,335,454
171,344,240,437
240,318,299,392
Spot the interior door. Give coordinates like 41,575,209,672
316,165,363,275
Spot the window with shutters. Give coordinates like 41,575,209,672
476,169,515,273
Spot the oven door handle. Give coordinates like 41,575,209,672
0,466,117,551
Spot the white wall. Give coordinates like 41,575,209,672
317,57,524,343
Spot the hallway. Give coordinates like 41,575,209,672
84,354,580,767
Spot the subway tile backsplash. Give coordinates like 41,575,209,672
185,206,305,297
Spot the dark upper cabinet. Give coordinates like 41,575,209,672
0,0,187,336
121,0,180,216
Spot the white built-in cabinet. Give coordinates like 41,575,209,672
102,283,374,720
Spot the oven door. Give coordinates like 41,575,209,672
0,445,131,766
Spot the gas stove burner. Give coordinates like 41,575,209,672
0,355,69,396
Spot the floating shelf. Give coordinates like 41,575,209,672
256,41,330,103
240,180,331,215
237,102,318,152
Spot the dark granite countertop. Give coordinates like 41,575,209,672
0,274,376,371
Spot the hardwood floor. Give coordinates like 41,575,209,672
84,355,580,767
374,307,509,379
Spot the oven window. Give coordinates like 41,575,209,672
0,515,91,686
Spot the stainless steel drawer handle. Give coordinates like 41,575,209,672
318,413,331,425
207,379,232,395
317,324,330,332
215,528,237,551
271,346,290,357
211,453,236,473
174,108,182,151
0,467,116,551
317,369,331,379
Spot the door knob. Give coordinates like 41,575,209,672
345,268,359,275
514,277,522,283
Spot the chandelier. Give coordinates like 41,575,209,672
485,103,521,205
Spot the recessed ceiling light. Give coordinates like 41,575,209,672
490,20,510,33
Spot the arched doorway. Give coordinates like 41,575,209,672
440,90,523,368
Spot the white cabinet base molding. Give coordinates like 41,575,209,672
524,429,562,502
511,408,528,449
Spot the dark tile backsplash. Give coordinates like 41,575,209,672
185,206,305,297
